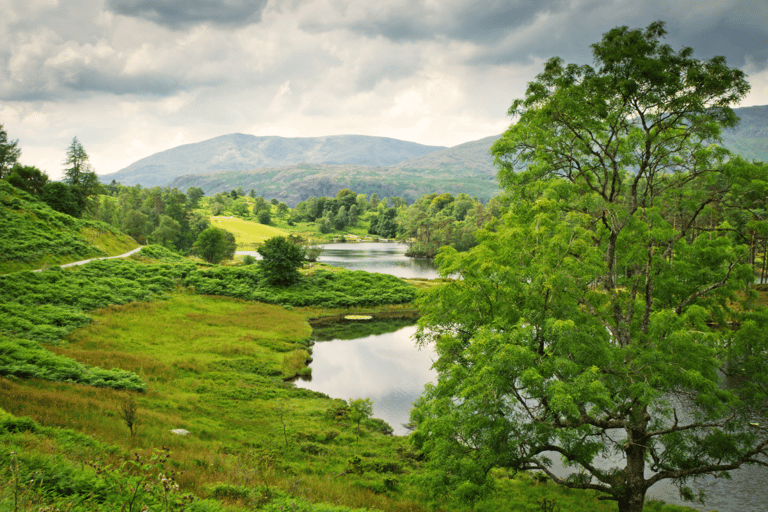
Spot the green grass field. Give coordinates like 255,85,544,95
210,216,288,250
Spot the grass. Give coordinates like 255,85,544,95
0,181,139,274
210,216,288,250
0,289,700,511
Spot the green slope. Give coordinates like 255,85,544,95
0,181,138,273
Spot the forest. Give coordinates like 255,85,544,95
2,20,768,512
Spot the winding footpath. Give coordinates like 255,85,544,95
31,247,143,272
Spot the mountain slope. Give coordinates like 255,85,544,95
102,134,447,187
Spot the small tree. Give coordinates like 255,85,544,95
257,209,271,225
257,236,305,286
63,137,100,216
348,398,373,442
0,123,21,179
193,227,236,264
118,394,139,438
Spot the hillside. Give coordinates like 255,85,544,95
0,181,138,273
104,105,766,203
101,134,447,187
721,105,768,162
168,161,501,206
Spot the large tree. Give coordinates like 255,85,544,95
411,22,768,512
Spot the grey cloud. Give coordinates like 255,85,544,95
297,0,767,72
106,0,269,29
300,0,570,43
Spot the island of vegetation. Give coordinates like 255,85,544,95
2,21,768,512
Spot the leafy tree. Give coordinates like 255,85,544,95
41,181,79,217
231,199,250,217
336,188,358,210
151,215,181,249
123,210,149,243
252,196,269,214
348,398,374,442
6,164,49,196
0,124,21,179
186,187,204,209
257,236,305,286
257,209,271,225
411,22,766,512
193,227,236,264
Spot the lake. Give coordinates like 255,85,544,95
295,320,434,436
316,242,439,279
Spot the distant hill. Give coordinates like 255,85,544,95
722,105,768,162
106,105,767,204
101,134,447,187
163,134,503,206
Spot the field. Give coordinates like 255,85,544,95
210,216,288,250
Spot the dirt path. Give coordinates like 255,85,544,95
32,247,143,272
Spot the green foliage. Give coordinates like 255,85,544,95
5,164,49,196
193,227,237,264
184,267,416,308
258,236,306,286
413,21,765,512
348,398,374,442
0,180,134,273
0,123,21,179
0,336,146,391
0,259,193,389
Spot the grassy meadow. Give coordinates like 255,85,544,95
210,216,289,250
0,288,698,512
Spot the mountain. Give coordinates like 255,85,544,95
722,105,768,162
164,134,503,206
101,134,447,187
106,105,767,205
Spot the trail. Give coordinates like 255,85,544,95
32,247,143,272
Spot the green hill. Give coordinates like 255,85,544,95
0,181,138,273
102,134,447,187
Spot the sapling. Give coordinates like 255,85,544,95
118,393,139,438
348,398,373,442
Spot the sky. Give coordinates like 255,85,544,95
1,0,767,180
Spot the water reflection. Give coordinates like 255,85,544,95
295,322,435,436
317,242,439,279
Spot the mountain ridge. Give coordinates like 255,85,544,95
102,133,448,187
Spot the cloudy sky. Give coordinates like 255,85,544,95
2,0,767,180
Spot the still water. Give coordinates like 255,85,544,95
295,322,435,436
317,242,439,279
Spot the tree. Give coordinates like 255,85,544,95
0,123,21,179
186,187,204,209
63,137,91,186
42,182,79,217
257,209,271,225
193,227,236,264
411,22,767,512
348,398,373,442
257,236,305,286
63,137,100,216
151,215,181,249
6,164,49,196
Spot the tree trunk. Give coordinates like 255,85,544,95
618,427,648,512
